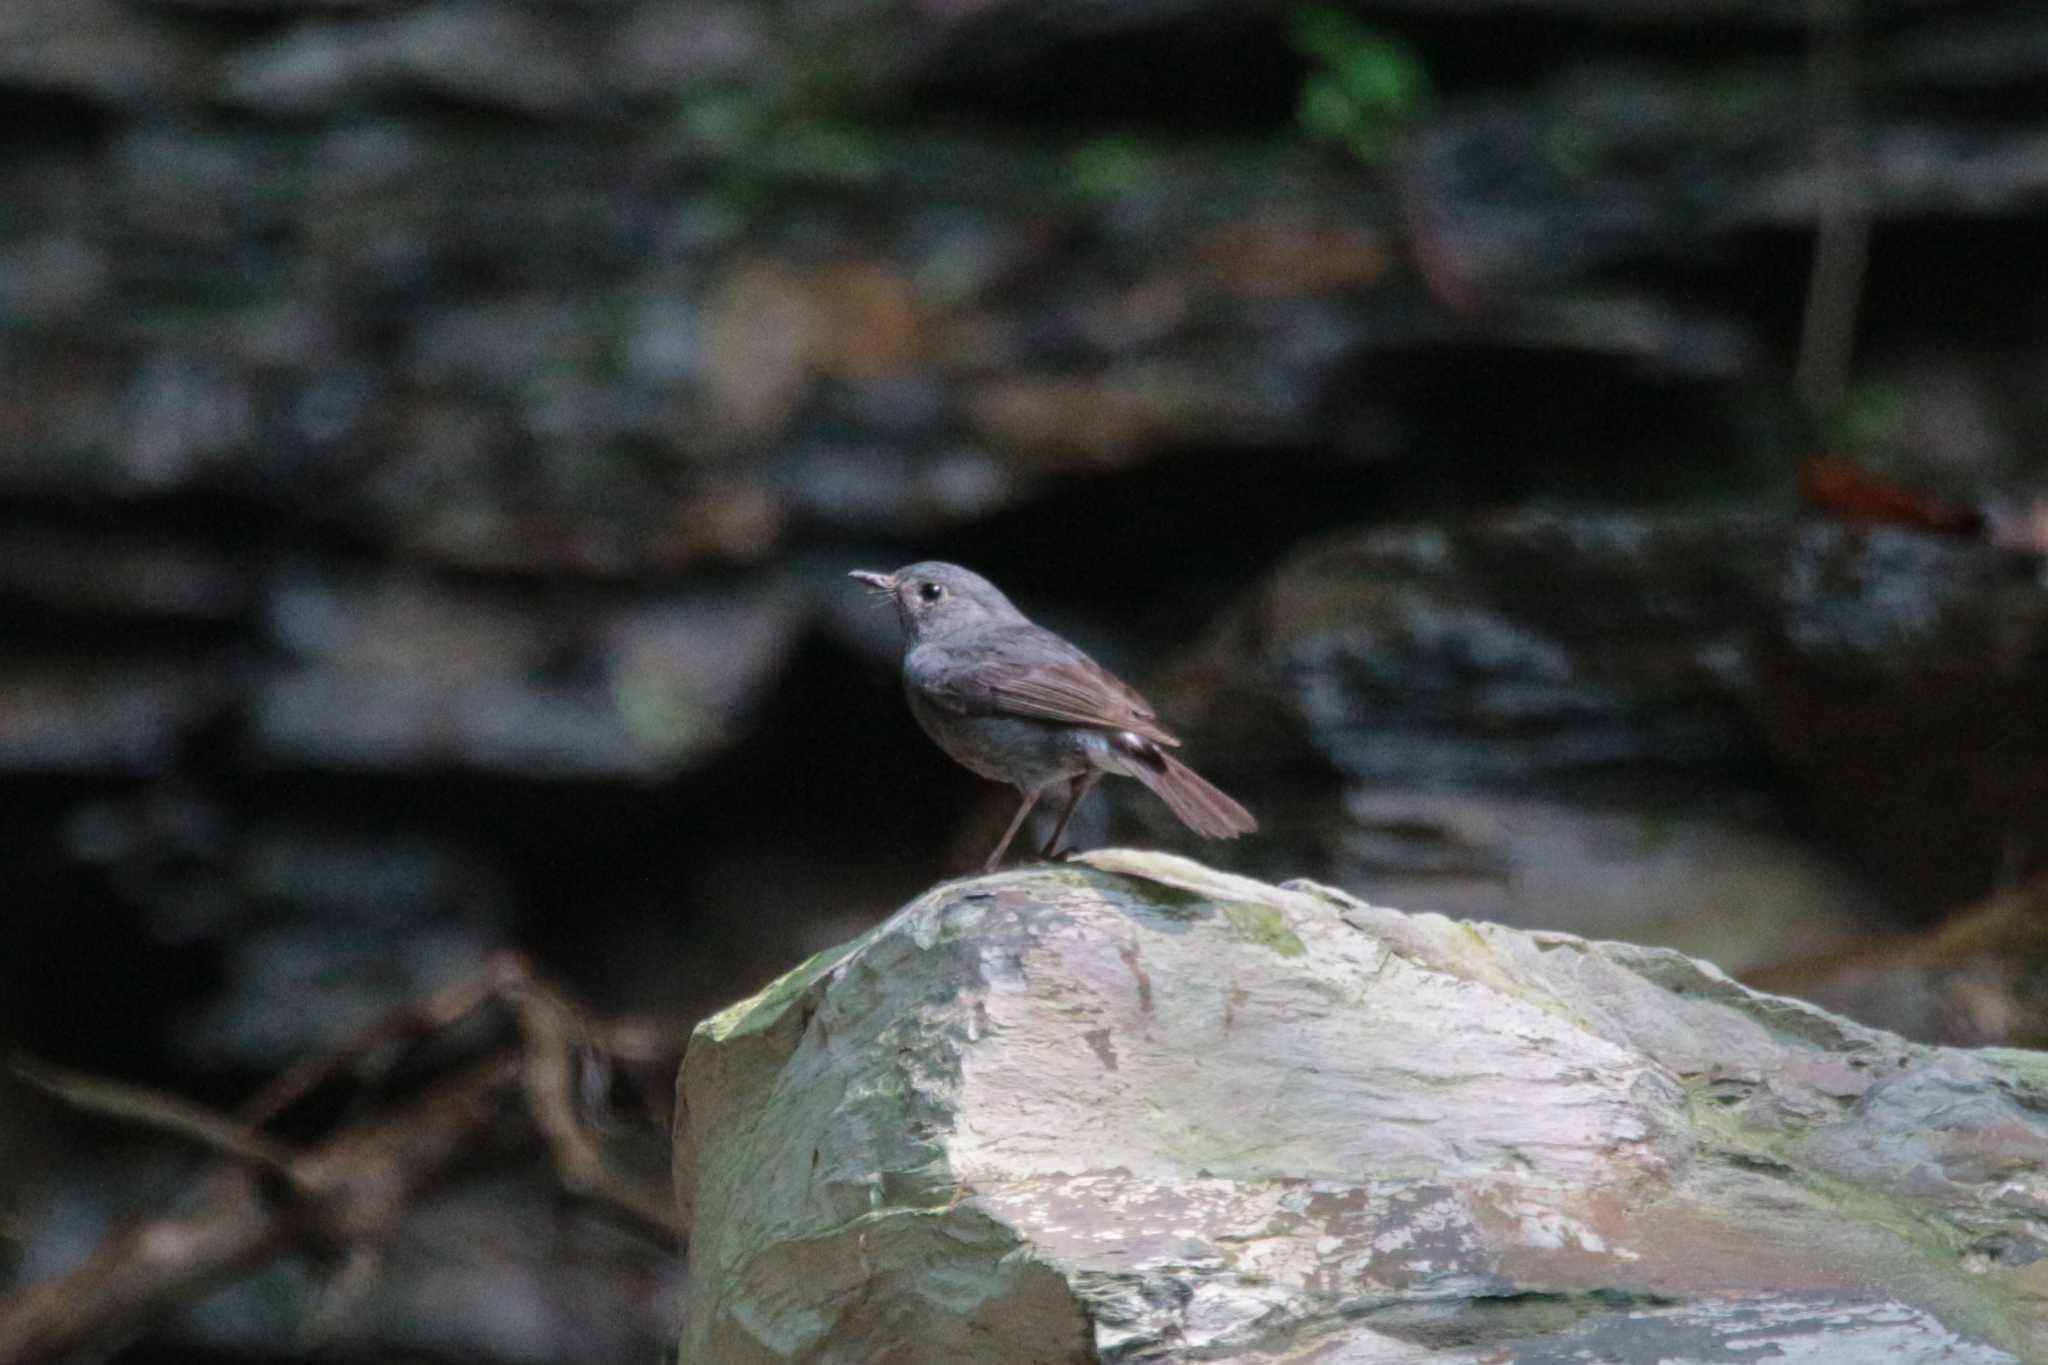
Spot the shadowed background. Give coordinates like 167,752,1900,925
2,0,2046,1360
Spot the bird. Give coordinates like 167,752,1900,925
850,561,1256,872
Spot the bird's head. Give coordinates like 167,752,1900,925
848,561,1022,642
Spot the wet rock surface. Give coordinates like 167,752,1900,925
677,851,2048,1364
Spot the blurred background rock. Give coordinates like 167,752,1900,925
1,0,2045,1358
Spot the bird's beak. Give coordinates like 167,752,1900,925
848,570,895,591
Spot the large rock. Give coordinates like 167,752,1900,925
675,851,2048,1364
1139,509,2048,975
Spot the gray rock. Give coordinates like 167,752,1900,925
401,293,606,391
169,829,504,1066
1142,507,2048,976
136,0,395,9
605,0,769,99
254,571,807,777
676,851,2048,1364
1312,790,1879,975
0,235,108,324
0,0,205,109
221,5,598,117
0,662,228,771
1760,520,2048,908
1159,509,1784,793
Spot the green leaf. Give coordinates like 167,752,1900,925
1289,6,1431,126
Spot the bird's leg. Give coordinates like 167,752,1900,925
984,788,1039,872
1040,772,1100,860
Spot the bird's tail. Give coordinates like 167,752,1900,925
1132,752,1257,839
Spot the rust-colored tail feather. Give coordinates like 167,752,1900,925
1136,753,1257,839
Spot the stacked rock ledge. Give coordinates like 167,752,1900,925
674,850,2048,1364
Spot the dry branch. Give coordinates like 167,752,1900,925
0,957,681,1365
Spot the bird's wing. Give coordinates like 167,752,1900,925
914,627,1182,746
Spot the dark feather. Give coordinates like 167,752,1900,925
1134,753,1258,838
917,625,1182,747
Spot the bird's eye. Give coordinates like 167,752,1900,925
918,582,944,604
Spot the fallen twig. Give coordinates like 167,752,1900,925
11,1057,302,1184
237,950,533,1129
0,1056,518,1364
508,983,684,1242
0,956,682,1364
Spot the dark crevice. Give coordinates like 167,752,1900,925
900,9,1814,137
0,778,224,1092
1636,217,2048,358
909,447,1407,654
0,89,119,155
1879,79,2048,123
1855,217,2048,345
1328,346,1754,500
904,13,1309,136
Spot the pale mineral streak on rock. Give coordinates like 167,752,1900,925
676,851,2048,1363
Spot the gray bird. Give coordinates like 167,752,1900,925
850,562,1256,871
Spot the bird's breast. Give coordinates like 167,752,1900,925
903,683,1088,786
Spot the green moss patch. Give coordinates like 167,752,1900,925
701,937,863,1043
1219,900,1307,956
